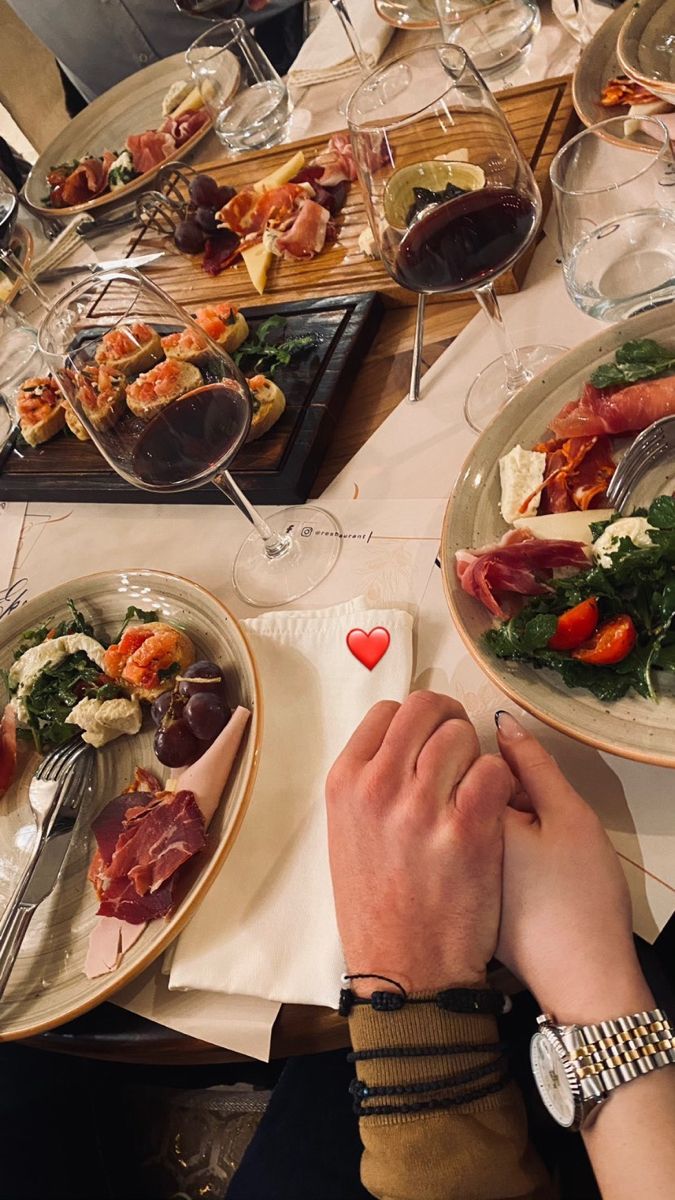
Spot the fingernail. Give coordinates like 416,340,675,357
495,711,526,740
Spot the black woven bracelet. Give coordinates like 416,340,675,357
349,1053,506,1101
340,981,506,1017
353,1070,509,1118
348,1040,507,1062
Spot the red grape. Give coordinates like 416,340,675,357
177,661,226,700
189,173,221,208
151,691,174,726
184,692,230,741
154,718,199,768
174,218,206,254
214,184,235,208
195,206,219,235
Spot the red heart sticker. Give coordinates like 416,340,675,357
346,627,391,671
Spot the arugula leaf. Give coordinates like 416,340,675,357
522,614,558,652
233,318,318,377
648,495,675,531
655,638,675,672
158,662,179,682
590,339,675,389
114,605,158,641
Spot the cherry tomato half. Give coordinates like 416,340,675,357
571,614,637,666
548,597,599,651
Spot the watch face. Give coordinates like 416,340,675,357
530,1032,576,1128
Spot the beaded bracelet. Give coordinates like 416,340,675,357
339,974,507,1017
350,1053,507,1101
348,1040,507,1062
352,1071,510,1118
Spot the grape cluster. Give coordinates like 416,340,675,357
152,659,231,768
174,173,236,255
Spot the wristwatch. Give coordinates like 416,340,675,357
530,1008,675,1131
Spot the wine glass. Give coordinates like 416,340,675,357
434,0,541,81
550,117,675,322
346,43,565,432
0,171,50,307
37,269,340,606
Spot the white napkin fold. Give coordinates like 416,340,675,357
287,1,393,96
168,598,413,1008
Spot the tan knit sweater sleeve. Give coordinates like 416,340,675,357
348,997,553,1200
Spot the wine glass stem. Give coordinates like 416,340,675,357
474,283,532,393
330,0,369,74
213,469,292,561
0,249,50,308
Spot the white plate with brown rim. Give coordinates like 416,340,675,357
0,569,261,1040
441,302,675,769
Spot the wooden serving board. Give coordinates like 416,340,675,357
0,292,383,506
130,76,577,310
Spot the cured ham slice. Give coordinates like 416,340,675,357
84,707,251,975
551,376,675,439
311,133,358,187
0,703,17,799
524,435,616,515
217,183,308,236
55,153,115,207
456,530,590,617
161,108,209,146
276,199,330,259
126,129,176,176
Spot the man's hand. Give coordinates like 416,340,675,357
326,691,514,995
495,711,654,1023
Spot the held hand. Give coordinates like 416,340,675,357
495,712,654,1023
326,691,514,995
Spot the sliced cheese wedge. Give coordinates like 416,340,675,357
172,84,207,118
513,509,615,544
242,242,273,294
254,149,305,194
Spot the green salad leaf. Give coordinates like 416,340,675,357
590,339,675,389
114,605,159,642
483,496,675,703
233,316,318,377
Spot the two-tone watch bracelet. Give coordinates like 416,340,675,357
561,1008,675,1100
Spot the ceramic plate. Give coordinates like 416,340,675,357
441,302,675,769
0,570,261,1040
22,53,213,220
617,0,675,101
0,224,33,307
572,1,631,128
374,0,440,29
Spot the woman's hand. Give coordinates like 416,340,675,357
495,711,653,1023
326,691,514,995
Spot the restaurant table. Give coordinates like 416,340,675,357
14,3,673,1067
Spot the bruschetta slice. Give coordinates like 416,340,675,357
63,400,90,441
194,303,249,353
246,374,286,442
126,359,203,420
161,326,209,366
95,321,163,376
102,621,195,702
17,376,65,447
74,364,126,432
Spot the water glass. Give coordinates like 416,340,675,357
550,116,675,321
434,0,540,76
186,18,290,153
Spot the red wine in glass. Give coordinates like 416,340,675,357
393,187,538,293
131,382,250,488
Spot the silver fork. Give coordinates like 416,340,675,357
606,415,675,513
0,738,95,1000
0,738,88,957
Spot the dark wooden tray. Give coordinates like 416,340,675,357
0,292,383,506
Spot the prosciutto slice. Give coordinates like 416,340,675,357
58,152,115,206
456,530,590,617
126,129,176,175
217,183,308,236
0,703,17,799
161,108,209,146
276,198,330,259
551,376,675,439
311,133,358,187
524,435,616,515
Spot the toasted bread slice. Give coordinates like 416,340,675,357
102,621,195,702
63,400,90,441
246,374,286,442
161,327,210,366
17,376,66,447
194,304,249,354
75,365,126,432
126,358,203,420
95,321,163,377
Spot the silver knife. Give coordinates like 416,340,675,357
37,252,164,282
0,747,95,1001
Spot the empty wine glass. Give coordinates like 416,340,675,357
347,43,565,432
0,171,50,307
550,116,675,322
37,269,340,606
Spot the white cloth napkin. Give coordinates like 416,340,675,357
287,1,393,97
168,597,413,1008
